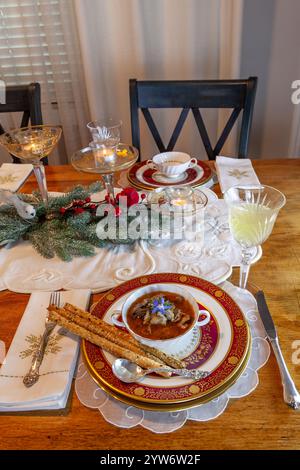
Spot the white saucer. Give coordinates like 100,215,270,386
151,171,188,184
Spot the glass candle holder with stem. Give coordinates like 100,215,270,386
71,142,139,203
90,141,117,202
0,125,62,206
86,119,122,201
224,184,286,289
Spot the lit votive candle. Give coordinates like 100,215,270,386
172,198,188,207
90,142,116,166
23,141,43,156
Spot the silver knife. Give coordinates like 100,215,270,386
256,291,300,410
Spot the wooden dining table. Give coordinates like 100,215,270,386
0,158,299,450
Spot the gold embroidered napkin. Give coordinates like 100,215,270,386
0,163,33,192
215,156,260,193
0,289,90,411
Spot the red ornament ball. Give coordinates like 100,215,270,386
118,187,139,207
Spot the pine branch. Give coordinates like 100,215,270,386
0,213,34,244
26,218,97,261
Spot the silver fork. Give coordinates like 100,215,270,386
23,291,60,388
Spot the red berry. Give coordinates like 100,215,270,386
105,194,116,205
85,197,91,203
141,193,146,200
59,207,66,214
115,206,122,217
74,207,84,214
89,204,97,210
77,200,84,206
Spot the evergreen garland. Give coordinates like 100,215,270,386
0,183,162,261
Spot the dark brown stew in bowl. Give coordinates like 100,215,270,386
127,291,195,340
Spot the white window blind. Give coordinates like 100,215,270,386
0,0,91,163
0,0,73,103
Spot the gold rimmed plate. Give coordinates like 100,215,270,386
82,273,250,406
84,342,251,412
127,161,213,191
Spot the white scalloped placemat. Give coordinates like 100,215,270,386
75,281,270,433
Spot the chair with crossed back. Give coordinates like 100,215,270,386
0,82,46,164
129,77,257,161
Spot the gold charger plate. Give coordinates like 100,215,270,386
83,338,251,412
82,273,251,407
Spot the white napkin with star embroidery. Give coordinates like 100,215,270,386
0,163,33,192
0,289,90,411
215,156,260,193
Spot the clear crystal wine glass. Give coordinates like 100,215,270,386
87,119,122,147
224,184,286,289
0,125,62,206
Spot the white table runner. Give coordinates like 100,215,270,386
0,189,261,293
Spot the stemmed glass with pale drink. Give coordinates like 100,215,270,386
224,185,286,288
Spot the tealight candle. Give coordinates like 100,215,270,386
30,142,43,155
22,141,43,156
90,142,116,167
171,198,188,207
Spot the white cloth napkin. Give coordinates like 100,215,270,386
0,163,33,192
215,156,260,193
0,289,91,411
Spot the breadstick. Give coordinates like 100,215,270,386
137,344,184,370
48,309,170,374
63,302,185,369
64,303,138,347
49,304,164,365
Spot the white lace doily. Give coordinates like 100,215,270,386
75,281,270,433
0,189,261,293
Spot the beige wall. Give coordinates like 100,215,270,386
241,0,300,158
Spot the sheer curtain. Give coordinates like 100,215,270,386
3,0,240,163
75,0,300,160
1,0,299,164
0,0,90,164
75,0,243,161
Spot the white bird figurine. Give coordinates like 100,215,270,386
0,189,36,219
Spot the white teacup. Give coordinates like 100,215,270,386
111,284,210,356
147,152,197,179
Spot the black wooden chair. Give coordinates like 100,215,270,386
129,78,257,160
0,82,46,163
